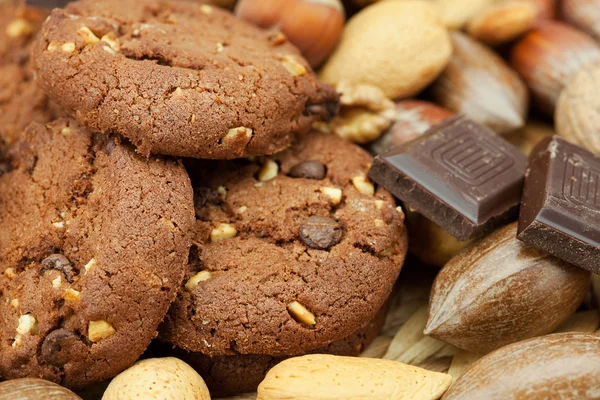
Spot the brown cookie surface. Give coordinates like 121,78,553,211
0,5,60,149
0,5,47,66
0,119,194,389
32,0,339,159
172,304,387,397
159,132,408,356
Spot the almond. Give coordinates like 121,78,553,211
429,31,528,134
320,1,452,99
510,22,600,115
257,354,452,400
369,100,453,156
467,1,538,46
425,223,590,353
563,0,600,42
555,62,600,154
443,333,600,399
0,378,81,399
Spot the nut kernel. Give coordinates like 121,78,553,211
101,33,120,51
374,200,384,210
280,55,307,76
64,288,81,302
258,159,279,182
287,301,316,326
77,26,99,44
352,175,375,196
17,314,38,335
10,299,19,309
374,219,385,227
200,4,213,14
319,187,342,206
4,268,17,279
210,223,237,242
185,270,212,292
226,126,253,141
61,127,71,136
6,18,33,38
84,258,98,274
52,276,62,288
161,217,176,230
88,320,115,342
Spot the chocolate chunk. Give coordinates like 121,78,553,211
289,161,327,180
517,136,600,274
40,329,87,367
41,254,74,282
299,216,343,249
368,115,527,240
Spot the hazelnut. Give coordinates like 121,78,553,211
510,22,600,115
287,301,316,326
319,186,343,205
64,288,81,302
77,26,99,45
236,0,345,67
429,31,528,134
352,175,375,196
556,62,600,154
210,223,238,242
562,0,600,42
369,100,454,155
258,159,279,182
88,320,116,342
279,55,307,76
6,18,33,38
16,314,38,336
185,270,212,292
320,1,452,100
467,1,538,46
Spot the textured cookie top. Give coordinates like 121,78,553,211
32,0,339,159
0,5,47,66
0,119,194,389
159,132,407,356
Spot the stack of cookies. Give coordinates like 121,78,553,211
0,0,408,396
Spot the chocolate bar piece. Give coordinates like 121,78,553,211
518,136,600,274
368,115,527,240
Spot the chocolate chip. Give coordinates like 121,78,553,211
299,216,343,249
289,161,327,180
41,254,74,283
40,329,87,367
304,101,339,121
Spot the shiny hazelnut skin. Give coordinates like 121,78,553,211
235,0,345,67
510,22,600,115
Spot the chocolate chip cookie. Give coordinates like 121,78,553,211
0,5,59,149
32,0,339,159
159,132,408,356
171,304,387,396
0,5,47,66
0,119,194,389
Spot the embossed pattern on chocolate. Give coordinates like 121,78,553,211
368,115,527,240
518,135,600,273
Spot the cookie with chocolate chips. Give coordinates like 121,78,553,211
32,0,339,159
165,304,388,397
0,119,194,389
0,5,61,150
159,132,408,357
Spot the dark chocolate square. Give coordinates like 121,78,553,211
518,136,600,273
368,115,527,240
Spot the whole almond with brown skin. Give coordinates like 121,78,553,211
563,0,600,42
530,0,556,22
429,31,528,134
510,22,600,115
424,223,590,353
0,378,82,400
555,62,600,154
443,333,600,399
369,100,453,155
